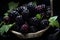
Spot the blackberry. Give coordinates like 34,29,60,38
2,2,52,35
8,10,19,18
21,7,30,20
17,6,30,20
41,4,46,9
40,19,49,29
27,2,37,17
29,17,40,26
15,15,24,25
35,4,46,13
30,26,37,33
46,6,51,18
3,16,10,24
8,10,19,23
20,23,29,34
27,2,36,10
17,6,27,14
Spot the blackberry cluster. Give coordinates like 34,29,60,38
4,2,50,34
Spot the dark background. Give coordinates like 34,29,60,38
0,0,60,17
53,0,60,23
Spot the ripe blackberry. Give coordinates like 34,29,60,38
15,15,24,25
35,4,46,13
3,16,10,24
8,10,19,18
27,2,36,10
27,2,37,17
17,6,28,14
8,10,19,23
46,6,51,18
41,4,46,9
20,23,29,34
21,7,30,20
30,26,37,33
2,2,52,35
29,17,40,26
40,19,49,29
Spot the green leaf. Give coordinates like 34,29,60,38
49,16,58,22
49,16,60,27
49,20,60,27
4,2,19,16
4,12,8,16
54,21,60,27
0,23,15,35
36,14,42,19
8,2,19,10
4,13,9,17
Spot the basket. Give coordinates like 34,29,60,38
10,0,53,39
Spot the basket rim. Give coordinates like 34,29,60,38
11,26,50,39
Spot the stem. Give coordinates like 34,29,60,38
50,0,53,16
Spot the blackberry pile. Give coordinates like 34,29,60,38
4,2,51,34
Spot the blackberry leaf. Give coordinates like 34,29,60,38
49,16,60,27
49,21,59,28
8,2,19,10
0,23,15,35
4,12,8,16
49,16,58,22
4,2,19,17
